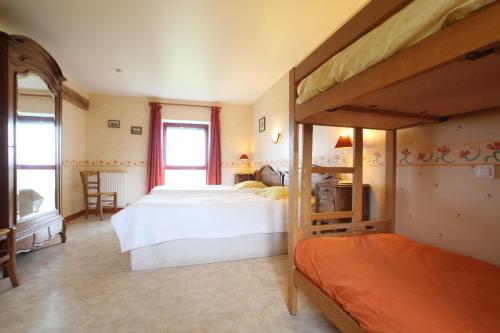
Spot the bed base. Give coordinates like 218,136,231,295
293,269,364,333
130,232,287,271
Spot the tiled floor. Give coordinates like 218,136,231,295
0,216,336,333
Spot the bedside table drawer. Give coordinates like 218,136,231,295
316,199,335,212
314,182,370,222
315,186,336,202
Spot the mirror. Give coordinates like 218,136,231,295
16,73,57,221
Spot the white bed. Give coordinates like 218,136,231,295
111,166,287,271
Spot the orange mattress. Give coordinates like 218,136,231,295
295,233,500,333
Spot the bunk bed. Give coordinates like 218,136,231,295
287,0,500,332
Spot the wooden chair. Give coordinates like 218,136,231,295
80,171,118,221
0,228,19,287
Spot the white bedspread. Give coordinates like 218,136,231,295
111,192,287,252
150,184,259,195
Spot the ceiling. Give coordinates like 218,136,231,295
0,0,367,104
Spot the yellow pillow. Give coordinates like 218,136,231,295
235,180,268,189
256,186,289,200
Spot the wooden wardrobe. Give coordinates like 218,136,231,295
0,31,66,253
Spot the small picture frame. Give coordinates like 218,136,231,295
108,120,120,128
131,126,142,135
259,117,266,132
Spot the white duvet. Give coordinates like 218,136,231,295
150,184,260,195
111,191,287,252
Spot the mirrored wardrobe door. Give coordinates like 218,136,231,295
16,73,57,222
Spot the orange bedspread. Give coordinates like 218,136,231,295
295,234,500,333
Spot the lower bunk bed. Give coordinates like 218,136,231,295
294,233,500,332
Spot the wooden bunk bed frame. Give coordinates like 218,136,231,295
287,1,500,332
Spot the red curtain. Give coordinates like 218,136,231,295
146,103,165,193
207,107,222,185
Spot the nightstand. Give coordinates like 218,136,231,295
315,182,370,223
234,173,254,184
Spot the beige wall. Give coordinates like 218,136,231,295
61,99,87,216
251,74,289,164
396,112,500,265
61,80,89,217
85,95,149,205
250,72,500,265
85,95,252,204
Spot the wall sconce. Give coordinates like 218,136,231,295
239,154,249,161
271,130,282,144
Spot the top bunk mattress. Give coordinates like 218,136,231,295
294,233,500,333
296,0,495,104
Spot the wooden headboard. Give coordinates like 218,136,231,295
254,165,282,187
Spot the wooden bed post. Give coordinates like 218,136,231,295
352,128,363,222
301,124,314,230
288,68,299,315
383,130,397,232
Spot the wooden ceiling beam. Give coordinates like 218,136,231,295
62,85,89,110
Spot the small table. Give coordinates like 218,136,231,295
234,173,254,184
315,182,370,223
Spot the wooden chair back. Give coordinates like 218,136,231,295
79,171,118,220
80,171,100,195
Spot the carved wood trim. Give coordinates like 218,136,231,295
62,85,89,110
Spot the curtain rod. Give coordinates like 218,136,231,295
149,101,217,108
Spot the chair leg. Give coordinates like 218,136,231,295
84,199,88,219
99,196,104,221
7,229,19,287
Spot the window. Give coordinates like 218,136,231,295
163,122,209,186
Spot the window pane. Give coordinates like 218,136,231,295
165,126,206,166
16,120,55,165
165,170,207,186
17,169,55,218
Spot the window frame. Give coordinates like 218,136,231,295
163,122,209,171
16,115,56,170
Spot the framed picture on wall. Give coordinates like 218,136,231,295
131,126,142,135
108,120,120,128
259,117,266,132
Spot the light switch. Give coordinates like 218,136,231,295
474,165,494,179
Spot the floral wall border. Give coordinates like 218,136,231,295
62,141,499,170
399,140,500,166
62,160,146,167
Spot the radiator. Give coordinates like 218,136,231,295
100,172,128,208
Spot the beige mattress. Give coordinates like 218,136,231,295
297,0,495,104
